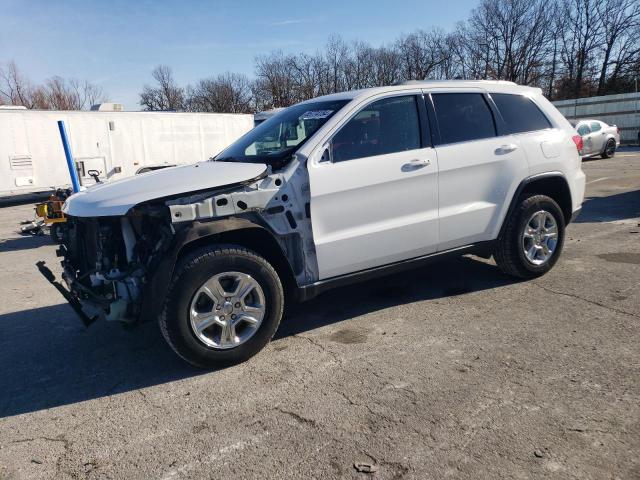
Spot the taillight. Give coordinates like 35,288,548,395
616,126,620,135
572,135,583,155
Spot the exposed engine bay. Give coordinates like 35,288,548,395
60,206,173,323
53,157,318,325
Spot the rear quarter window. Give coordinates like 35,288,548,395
492,93,552,134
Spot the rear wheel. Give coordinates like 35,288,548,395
494,194,565,279
159,245,284,368
601,139,616,158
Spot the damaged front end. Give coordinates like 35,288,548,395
40,157,318,328
53,205,174,324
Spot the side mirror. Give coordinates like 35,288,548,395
284,125,299,141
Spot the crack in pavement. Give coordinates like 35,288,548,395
137,388,163,410
292,333,343,363
531,283,639,319
9,435,70,447
337,391,397,425
274,406,318,427
9,434,72,478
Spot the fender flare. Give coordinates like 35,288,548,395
498,172,571,239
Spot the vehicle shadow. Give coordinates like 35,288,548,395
277,255,516,338
0,235,52,253
574,189,640,223
0,255,517,418
0,192,51,208
0,304,200,418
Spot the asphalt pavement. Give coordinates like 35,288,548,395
0,151,638,479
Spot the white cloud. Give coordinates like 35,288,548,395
268,19,309,27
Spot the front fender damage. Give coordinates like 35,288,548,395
52,157,318,326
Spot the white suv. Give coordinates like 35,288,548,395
43,80,586,368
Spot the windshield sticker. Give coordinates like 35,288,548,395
299,110,334,120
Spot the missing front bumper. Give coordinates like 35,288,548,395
36,261,98,327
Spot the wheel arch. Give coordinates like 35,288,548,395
177,226,298,297
603,135,617,151
500,173,573,239
141,218,298,322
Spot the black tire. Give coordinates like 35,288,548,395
49,223,63,243
601,139,616,158
494,194,565,279
159,245,284,369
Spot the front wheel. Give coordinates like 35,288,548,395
49,223,63,243
494,194,565,279
159,245,284,368
601,139,616,158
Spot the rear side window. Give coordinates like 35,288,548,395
590,121,602,132
432,93,496,144
577,124,591,136
332,95,421,162
492,93,552,134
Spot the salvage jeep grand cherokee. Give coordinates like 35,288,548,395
41,81,586,368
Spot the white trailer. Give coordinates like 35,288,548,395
0,107,254,197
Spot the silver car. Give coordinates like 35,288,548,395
570,119,620,159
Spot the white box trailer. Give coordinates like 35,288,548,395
0,108,254,197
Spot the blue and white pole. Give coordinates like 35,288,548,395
57,120,81,193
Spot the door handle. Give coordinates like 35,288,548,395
402,158,431,171
495,144,518,155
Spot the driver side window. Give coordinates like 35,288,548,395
331,95,421,162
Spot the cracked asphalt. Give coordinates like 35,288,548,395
1,151,639,479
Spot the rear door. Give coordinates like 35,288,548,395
576,123,594,155
589,121,606,153
490,92,557,176
308,93,439,279
427,90,529,250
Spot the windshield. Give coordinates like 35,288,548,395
215,99,350,167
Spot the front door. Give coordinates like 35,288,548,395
308,94,439,280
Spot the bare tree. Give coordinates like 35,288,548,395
254,51,298,108
137,0,640,109
0,61,106,109
187,72,253,113
139,65,185,111
43,77,107,110
559,0,604,98
595,0,640,94
396,29,448,81
464,0,553,84
0,61,38,107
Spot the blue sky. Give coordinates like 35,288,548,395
1,0,478,110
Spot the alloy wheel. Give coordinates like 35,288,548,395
189,271,266,349
522,210,558,265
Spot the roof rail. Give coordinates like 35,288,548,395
399,79,517,86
